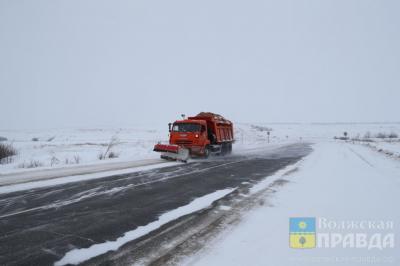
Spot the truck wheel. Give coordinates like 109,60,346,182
220,143,227,156
204,146,210,158
227,143,232,154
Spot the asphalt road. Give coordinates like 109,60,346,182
0,143,312,266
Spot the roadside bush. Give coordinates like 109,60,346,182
108,152,119,159
375,132,387,139
73,155,81,164
50,156,60,166
0,143,17,164
251,125,273,132
98,153,105,160
18,160,43,168
98,136,120,160
98,151,119,160
372,132,398,139
351,134,361,141
361,138,374,143
64,156,81,164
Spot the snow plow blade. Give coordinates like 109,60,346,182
153,144,189,162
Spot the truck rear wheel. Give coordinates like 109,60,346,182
220,143,228,156
227,143,232,154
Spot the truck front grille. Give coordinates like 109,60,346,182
176,140,193,145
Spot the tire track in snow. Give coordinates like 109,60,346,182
347,146,374,167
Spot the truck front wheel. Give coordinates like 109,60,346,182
204,146,210,158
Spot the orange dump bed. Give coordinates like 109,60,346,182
188,112,234,144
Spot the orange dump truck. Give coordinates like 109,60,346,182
154,112,234,161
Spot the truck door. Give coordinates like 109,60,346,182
202,125,211,145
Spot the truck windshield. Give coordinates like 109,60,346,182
172,123,201,132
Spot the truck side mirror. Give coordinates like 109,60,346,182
168,123,172,132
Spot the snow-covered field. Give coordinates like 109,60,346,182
0,126,165,174
1,123,399,265
1,123,399,174
184,142,400,266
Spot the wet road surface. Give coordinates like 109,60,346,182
0,143,312,266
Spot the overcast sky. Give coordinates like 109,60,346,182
1,0,399,129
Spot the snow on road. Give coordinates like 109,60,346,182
54,188,236,266
0,158,176,187
184,142,400,266
0,161,181,195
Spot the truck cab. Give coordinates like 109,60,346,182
169,120,210,156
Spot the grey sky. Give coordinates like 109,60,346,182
1,0,399,129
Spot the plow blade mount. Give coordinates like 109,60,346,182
153,144,189,162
